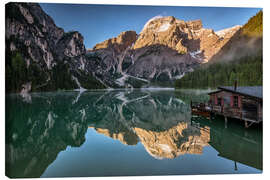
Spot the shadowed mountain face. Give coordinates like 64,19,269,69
5,3,105,93
6,90,262,177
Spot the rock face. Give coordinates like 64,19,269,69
94,31,137,52
20,82,31,94
89,16,241,88
86,31,144,88
5,2,105,93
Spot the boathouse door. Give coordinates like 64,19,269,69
242,101,258,121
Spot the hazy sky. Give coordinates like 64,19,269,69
40,3,261,49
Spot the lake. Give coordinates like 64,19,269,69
5,89,262,178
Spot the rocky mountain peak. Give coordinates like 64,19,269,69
93,30,137,52
133,16,190,54
132,16,207,57
56,31,86,59
186,19,203,30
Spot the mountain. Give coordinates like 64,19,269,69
5,2,258,91
88,16,241,88
133,16,240,63
175,10,263,88
5,2,106,93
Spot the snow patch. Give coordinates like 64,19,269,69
189,50,201,59
130,42,135,49
72,90,85,104
45,112,55,129
78,57,85,71
79,108,86,121
115,73,149,87
168,97,172,106
158,22,171,32
143,146,164,160
189,50,205,62
159,144,172,153
115,74,129,86
141,15,163,32
140,87,175,91
174,98,185,105
174,72,185,80
215,25,241,38
129,75,149,82
72,75,86,92
115,91,149,105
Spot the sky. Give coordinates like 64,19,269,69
40,3,261,49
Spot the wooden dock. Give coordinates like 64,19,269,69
191,100,262,128
190,86,262,128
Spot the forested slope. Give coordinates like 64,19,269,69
175,10,262,89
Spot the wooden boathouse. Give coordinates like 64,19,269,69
191,85,262,128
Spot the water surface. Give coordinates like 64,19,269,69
5,89,262,178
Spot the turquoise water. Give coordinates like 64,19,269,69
5,89,262,178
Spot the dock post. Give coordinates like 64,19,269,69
224,116,227,128
245,121,248,128
244,130,248,137
234,161,238,171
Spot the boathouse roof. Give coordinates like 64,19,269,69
209,86,262,99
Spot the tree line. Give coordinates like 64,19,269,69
175,55,262,89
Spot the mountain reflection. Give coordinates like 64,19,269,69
6,92,90,178
89,90,210,159
5,90,262,178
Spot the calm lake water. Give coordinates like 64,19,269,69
5,89,262,178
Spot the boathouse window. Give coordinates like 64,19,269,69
233,96,238,107
218,97,222,106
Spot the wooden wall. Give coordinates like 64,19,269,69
209,90,262,122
